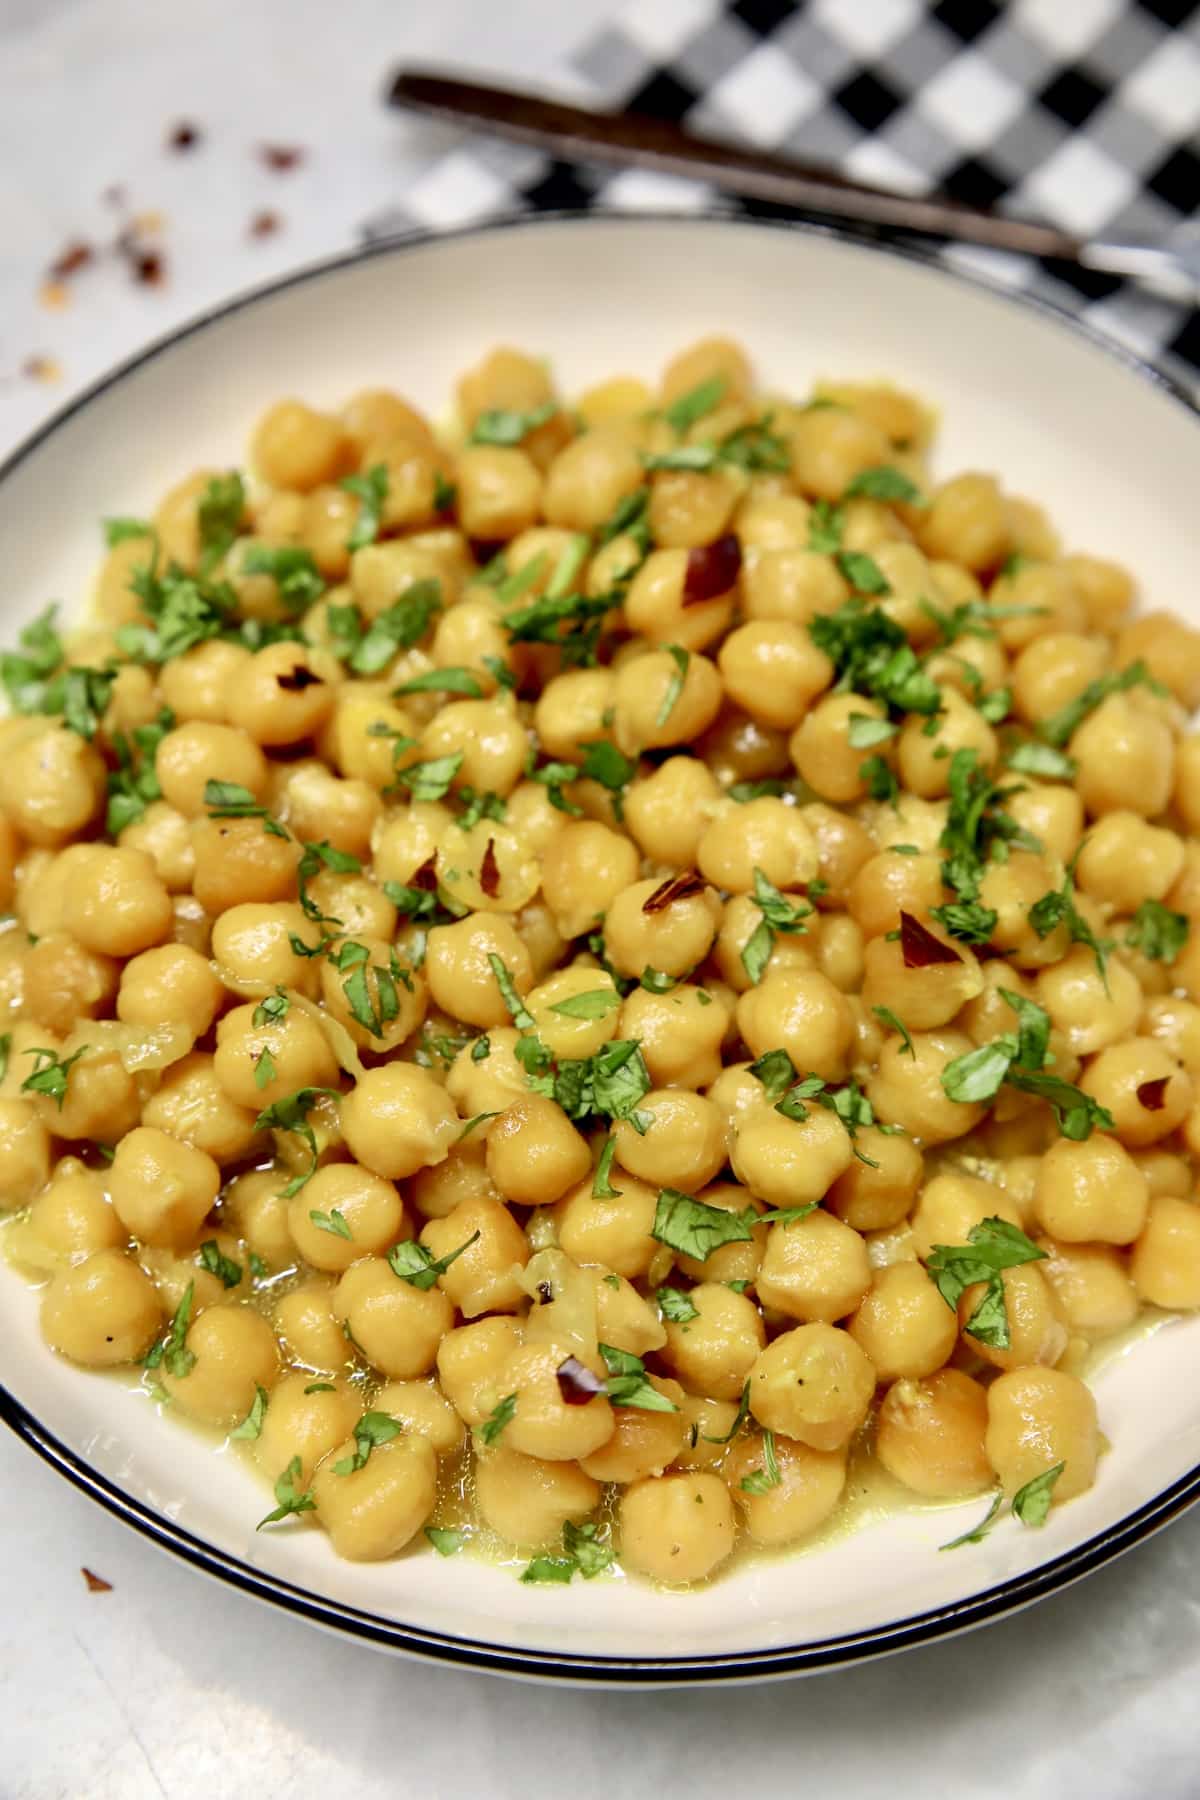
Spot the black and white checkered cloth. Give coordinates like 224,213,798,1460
372,0,1200,394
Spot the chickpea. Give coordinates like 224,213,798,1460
191,817,301,914
580,1377,689,1484
312,1431,437,1562
372,1379,465,1457
255,1373,362,1486
141,1051,264,1163
909,1172,1022,1261
741,545,849,628
30,1037,141,1145
419,1194,529,1316
1076,813,1184,914
419,698,528,798
826,1129,923,1232
661,1283,765,1401
1040,1241,1138,1338
483,1096,590,1209
252,399,350,491
274,762,380,861
846,1260,956,1381
593,1270,666,1361
1080,1039,1192,1147
445,1027,528,1119
715,620,832,730
861,927,984,1031
1072,693,1174,819
22,933,117,1036
915,472,1009,571
697,797,818,894
1034,1135,1149,1245
41,1248,163,1367
542,425,643,532
755,1210,871,1324
20,1166,124,1269
108,1126,219,1249
436,1316,525,1425
553,1173,659,1279
213,1002,338,1110
273,1279,351,1373
524,965,620,1062
225,644,335,748
475,1447,601,1547
725,1433,846,1546
847,851,945,939
749,1322,875,1451
288,1164,404,1271
603,877,722,981
736,967,854,1082
223,1168,294,1273
540,822,641,941
791,692,888,804
1035,946,1142,1057
625,545,736,649
619,984,730,1089
961,1261,1067,1373
495,1339,614,1461
897,692,997,801
533,668,616,761
156,721,268,817
868,1029,986,1145
612,1089,727,1193
424,913,533,1030
618,1472,736,1585
210,903,320,997
60,846,172,959
409,1136,495,1223
1133,1148,1192,1198
332,1255,453,1378
985,1366,1098,1503
342,388,433,455
875,1369,993,1497
161,1304,280,1427
1131,1195,1200,1308
0,722,104,846
339,1065,458,1181
1117,611,1200,709
117,944,222,1043
158,640,249,724
1011,632,1108,727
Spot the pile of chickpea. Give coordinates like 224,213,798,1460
4,332,1200,1589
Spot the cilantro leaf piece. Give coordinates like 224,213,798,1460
0,605,65,713
1028,849,1114,984
143,1279,197,1379
340,464,389,550
598,1342,679,1412
739,1429,782,1495
873,1006,914,1055
592,1135,622,1199
198,1240,243,1289
597,487,651,550
348,580,443,674
104,516,154,546
580,740,637,817
651,1190,755,1262
394,751,463,804
740,866,813,986
21,1044,89,1109
562,1519,615,1579
663,374,726,434
477,1392,517,1446
1012,1461,1066,1527
469,402,556,446
550,988,622,1020
807,500,845,554
758,1203,820,1226
847,713,898,749
1006,741,1077,779
1037,659,1163,749
425,1526,467,1556
1126,900,1189,965
657,1286,699,1324
254,1087,342,1197
387,1229,480,1291
939,1491,1004,1551
925,1217,1047,1348
229,1383,269,1440
197,471,245,568
860,754,899,803
241,545,325,612
43,666,116,741
333,1410,402,1476
296,839,361,923
488,953,535,1030
520,1556,575,1584
843,465,923,504
309,1207,352,1240
256,1455,316,1529
1001,987,1051,1071
203,778,288,838
941,1036,1019,1105
394,666,483,698
655,644,689,727
252,988,291,1029
836,550,890,595
703,1381,751,1446
639,967,677,994
748,1048,798,1104
727,778,790,802
1004,1068,1115,1141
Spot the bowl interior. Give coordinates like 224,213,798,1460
3,214,1200,1677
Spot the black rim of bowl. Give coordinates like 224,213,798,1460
2,209,1198,1683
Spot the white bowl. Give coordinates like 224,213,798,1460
3,213,1200,1685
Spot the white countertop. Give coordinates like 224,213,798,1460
2,4,1200,1795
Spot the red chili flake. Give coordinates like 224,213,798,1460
275,665,322,691
116,228,165,287
642,870,706,914
249,210,281,239
47,240,93,281
1137,1076,1170,1111
468,537,506,567
555,1356,605,1406
259,143,305,172
899,910,962,969
81,1568,112,1593
683,533,742,603
479,836,500,899
168,121,203,152
410,854,439,892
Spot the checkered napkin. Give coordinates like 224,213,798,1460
374,0,1200,394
